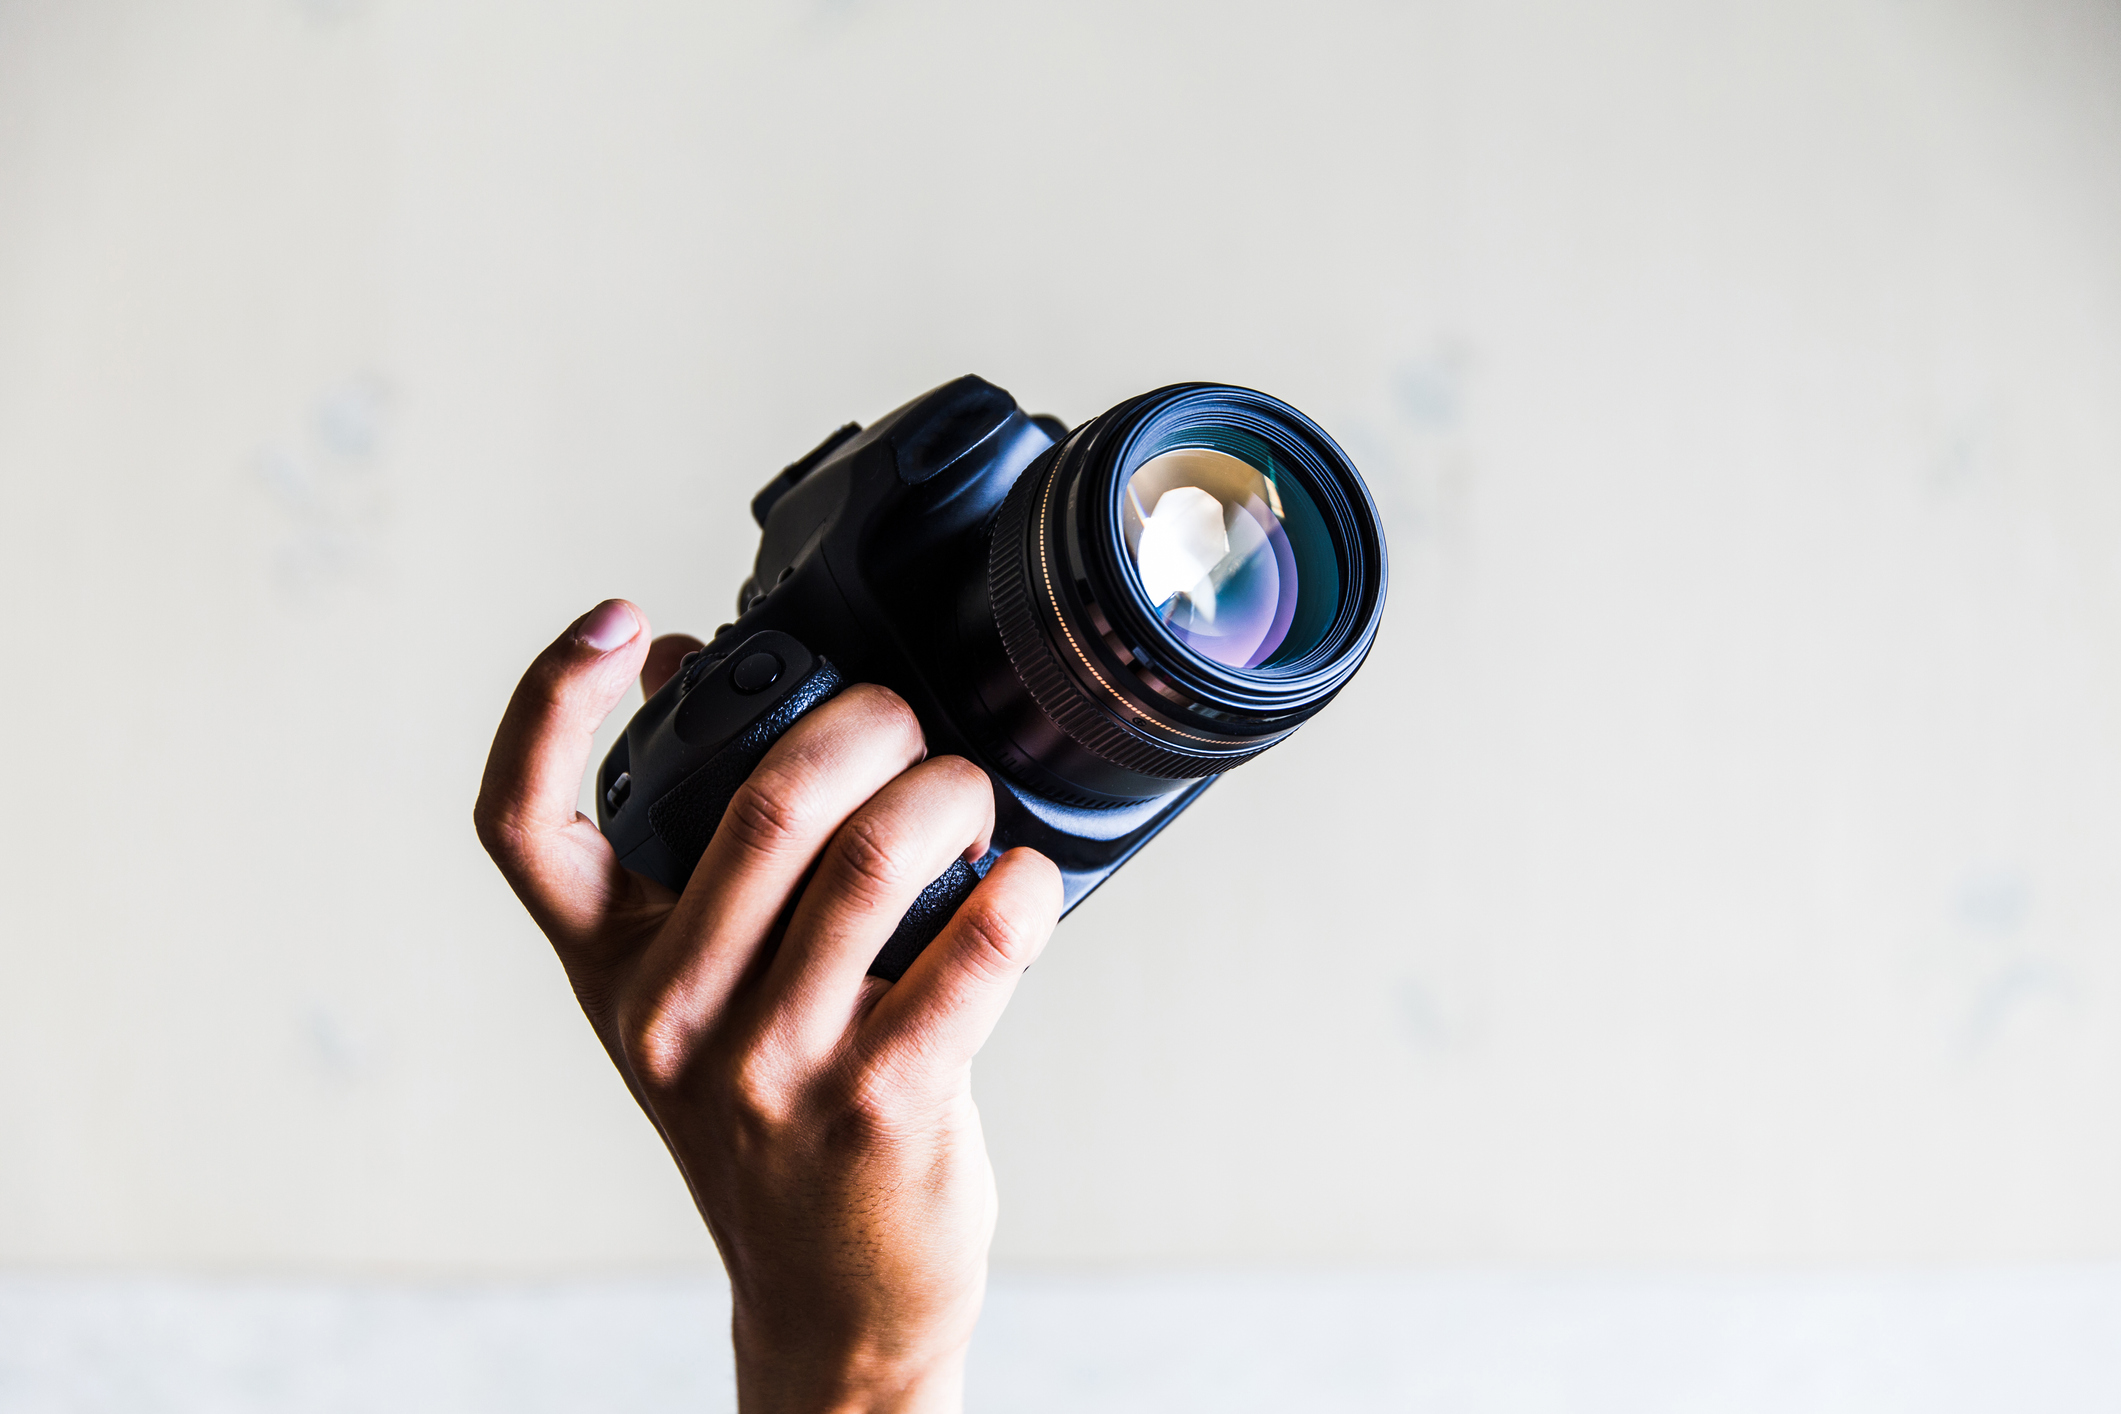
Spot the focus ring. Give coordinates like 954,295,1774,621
988,451,1273,781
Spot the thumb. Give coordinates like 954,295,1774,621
475,599,654,948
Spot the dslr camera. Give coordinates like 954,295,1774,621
596,376,1388,978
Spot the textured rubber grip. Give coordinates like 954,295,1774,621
644,659,988,981
867,852,994,982
646,661,850,868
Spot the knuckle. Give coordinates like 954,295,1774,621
821,1058,905,1147
840,683,925,755
529,664,570,712
470,798,507,857
615,994,692,1094
954,897,1035,979
825,810,910,906
519,652,581,724
725,1049,797,1135
928,753,992,801
1008,847,1065,902
470,797,531,872
617,995,801,1138
718,771,816,859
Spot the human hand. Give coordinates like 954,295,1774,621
474,599,1063,1413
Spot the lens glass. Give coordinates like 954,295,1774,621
1119,432,1339,670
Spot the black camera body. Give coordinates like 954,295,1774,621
596,375,1386,979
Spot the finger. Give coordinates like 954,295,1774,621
641,633,706,698
622,685,927,1070
474,599,652,953
860,848,1062,1073
763,755,997,1051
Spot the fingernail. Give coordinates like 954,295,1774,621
573,599,639,653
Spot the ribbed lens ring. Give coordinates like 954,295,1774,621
987,384,1387,782
988,437,1278,781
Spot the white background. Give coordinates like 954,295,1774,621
3,0,2120,1289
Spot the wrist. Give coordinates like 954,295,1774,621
732,1316,969,1414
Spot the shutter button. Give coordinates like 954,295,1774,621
730,651,783,694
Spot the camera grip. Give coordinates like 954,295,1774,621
641,657,992,982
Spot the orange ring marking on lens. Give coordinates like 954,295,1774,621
1035,463,1232,749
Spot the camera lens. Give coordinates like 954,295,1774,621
982,383,1387,803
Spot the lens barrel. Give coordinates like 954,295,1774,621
984,383,1387,800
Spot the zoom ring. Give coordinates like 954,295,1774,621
987,458,1273,782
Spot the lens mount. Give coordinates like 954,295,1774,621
987,383,1387,784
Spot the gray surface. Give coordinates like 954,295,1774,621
3,1267,2117,1412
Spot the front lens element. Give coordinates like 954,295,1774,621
1120,435,1338,670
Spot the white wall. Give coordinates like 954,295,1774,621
1,0,2118,1271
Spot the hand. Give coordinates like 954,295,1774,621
474,599,1063,1413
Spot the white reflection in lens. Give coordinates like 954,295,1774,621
1123,448,1298,668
